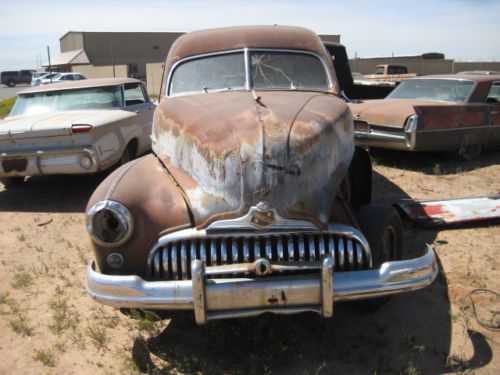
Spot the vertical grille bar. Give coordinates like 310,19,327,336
243,238,250,262
308,236,316,261
287,237,294,260
338,238,345,271
171,243,178,280
180,242,188,279
347,240,354,271
231,239,238,263
319,235,326,259
221,238,228,264
277,238,284,261
200,240,206,264
210,240,217,266
265,237,272,259
355,243,363,270
162,247,170,280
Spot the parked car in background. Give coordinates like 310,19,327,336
85,26,437,325
31,72,59,86
31,72,49,85
1,70,35,87
39,72,86,85
349,74,500,160
0,78,155,187
363,64,416,84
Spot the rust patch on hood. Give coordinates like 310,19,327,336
153,90,353,229
348,99,450,129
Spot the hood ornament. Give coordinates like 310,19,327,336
250,202,275,227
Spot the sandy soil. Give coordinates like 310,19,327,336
0,150,498,375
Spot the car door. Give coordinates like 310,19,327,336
123,82,155,154
487,81,500,144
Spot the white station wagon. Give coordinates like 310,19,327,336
0,78,155,187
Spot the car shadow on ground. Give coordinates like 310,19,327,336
0,174,104,213
370,148,500,176
126,172,492,374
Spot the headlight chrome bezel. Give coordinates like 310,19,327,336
86,200,134,247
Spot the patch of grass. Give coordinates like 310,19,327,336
0,97,16,119
34,348,55,367
129,309,161,333
432,163,442,176
86,324,108,350
9,315,33,336
75,245,87,265
49,298,78,334
0,291,9,304
403,361,420,375
11,267,34,289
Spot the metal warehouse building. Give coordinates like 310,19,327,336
48,31,340,88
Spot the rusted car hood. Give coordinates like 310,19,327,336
349,99,450,129
0,110,136,140
153,91,354,228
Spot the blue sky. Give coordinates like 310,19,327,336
1,0,499,71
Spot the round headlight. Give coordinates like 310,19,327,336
86,200,133,247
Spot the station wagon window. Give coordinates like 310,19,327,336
9,86,124,116
251,52,328,90
387,79,474,103
486,82,500,103
170,52,246,96
124,83,147,106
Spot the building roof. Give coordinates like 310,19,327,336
19,78,141,94
43,49,90,66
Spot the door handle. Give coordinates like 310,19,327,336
134,110,142,114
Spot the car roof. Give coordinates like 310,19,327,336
411,74,500,83
19,77,142,94
166,25,327,62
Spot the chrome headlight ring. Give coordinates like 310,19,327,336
86,200,134,247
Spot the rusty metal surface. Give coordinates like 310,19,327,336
86,155,192,276
153,90,354,229
397,196,500,227
349,99,447,129
162,26,337,97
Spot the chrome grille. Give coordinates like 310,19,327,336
148,232,371,280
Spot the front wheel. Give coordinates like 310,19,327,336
0,177,25,188
7,80,16,87
354,203,403,309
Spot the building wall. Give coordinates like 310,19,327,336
73,64,128,79
454,61,500,73
349,58,455,75
60,32,84,52
81,32,184,78
146,63,164,97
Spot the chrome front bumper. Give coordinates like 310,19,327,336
354,129,415,151
0,146,101,177
87,246,438,324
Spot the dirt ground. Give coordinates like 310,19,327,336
0,149,499,375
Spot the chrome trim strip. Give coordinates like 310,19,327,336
87,246,438,324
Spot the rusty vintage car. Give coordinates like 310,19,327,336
0,78,155,187
85,26,438,324
349,75,500,160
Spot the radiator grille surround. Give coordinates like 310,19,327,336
148,226,371,280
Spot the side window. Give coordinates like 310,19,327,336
486,82,500,103
375,67,384,75
124,83,146,106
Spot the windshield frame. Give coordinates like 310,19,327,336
387,77,477,103
166,47,333,97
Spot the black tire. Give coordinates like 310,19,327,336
7,79,16,88
0,177,24,188
358,203,403,267
454,144,482,161
354,203,403,309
